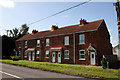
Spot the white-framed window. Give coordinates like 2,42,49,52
36,51,40,58
64,50,69,59
37,40,40,47
79,34,85,44
24,51,27,58
19,51,21,57
46,38,49,46
18,42,21,48
64,36,69,45
79,50,85,60
25,41,27,48
45,50,49,58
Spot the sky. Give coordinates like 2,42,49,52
0,0,119,47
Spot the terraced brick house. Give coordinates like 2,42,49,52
16,19,112,65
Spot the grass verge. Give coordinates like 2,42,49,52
0,59,119,80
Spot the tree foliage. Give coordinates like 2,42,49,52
101,56,107,69
2,24,29,59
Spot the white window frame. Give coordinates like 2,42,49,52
45,50,49,58
79,34,85,44
46,38,50,46
64,50,69,59
24,51,27,58
36,51,40,58
64,36,69,45
18,42,21,48
25,41,27,48
79,50,85,60
37,40,40,47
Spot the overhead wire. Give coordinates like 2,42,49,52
28,0,92,26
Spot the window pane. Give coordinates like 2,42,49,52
36,51,40,58
80,55,85,58
24,51,27,58
80,51,84,54
46,51,49,58
79,34,85,44
37,40,40,47
79,50,85,60
46,39,49,46
25,41,27,47
64,50,69,59
64,36,69,45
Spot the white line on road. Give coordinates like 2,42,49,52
0,71,21,79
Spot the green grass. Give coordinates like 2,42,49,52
0,59,119,80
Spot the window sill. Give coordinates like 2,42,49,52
25,47,27,48
79,43,85,45
64,58,69,59
64,44,69,46
79,59,85,60
45,57,49,59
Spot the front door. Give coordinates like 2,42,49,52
52,52,55,63
29,52,31,60
58,52,61,63
90,52,95,65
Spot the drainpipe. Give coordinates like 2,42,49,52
73,33,76,64
22,40,24,60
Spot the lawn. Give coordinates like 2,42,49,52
0,59,119,80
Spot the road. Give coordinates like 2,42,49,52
0,63,103,80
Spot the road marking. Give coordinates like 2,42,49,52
0,71,21,79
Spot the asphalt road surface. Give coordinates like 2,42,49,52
0,62,104,80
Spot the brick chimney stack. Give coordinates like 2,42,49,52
32,30,38,34
80,18,88,25
51,25,58,31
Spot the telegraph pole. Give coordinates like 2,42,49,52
114,0,120,60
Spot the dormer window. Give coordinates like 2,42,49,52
79,34,85,44
64,36,69,45
37,40,40,47
25,41,27,48
46,38,49,46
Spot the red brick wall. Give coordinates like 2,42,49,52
16,21,112,66
97,21,112,65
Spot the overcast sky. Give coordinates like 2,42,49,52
0,0,119,47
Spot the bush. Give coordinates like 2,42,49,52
11,56,20,61
101,56,107,69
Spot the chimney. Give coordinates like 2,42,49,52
80,18,88,25
32,30,38,34
51,25,58,31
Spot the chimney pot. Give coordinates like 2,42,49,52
32,29,38,34
51,25,58,31
80,18,88,25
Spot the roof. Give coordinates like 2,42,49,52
16,19,104,41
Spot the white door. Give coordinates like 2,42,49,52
29,52,31,60
52,52,55,63
32,52,35,61
90,52,95,65
58,52,61,63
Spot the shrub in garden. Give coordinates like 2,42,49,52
101,56,107,69
11,56,20,61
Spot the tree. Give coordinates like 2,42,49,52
2,24,29,58
9,24,29,39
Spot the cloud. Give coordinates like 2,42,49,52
0,0,14,8
112,39,118,47
108,28,111,33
